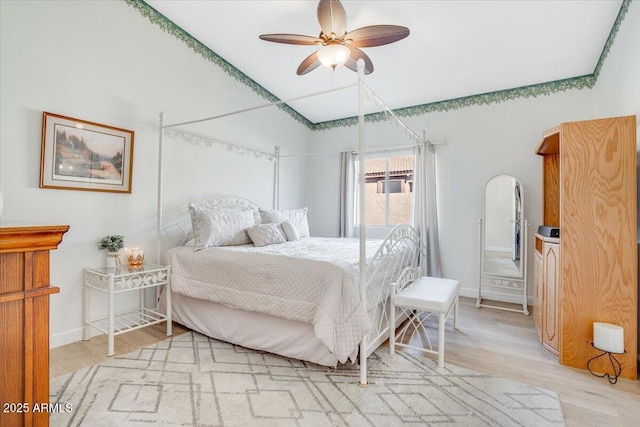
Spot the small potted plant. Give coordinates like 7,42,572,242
100,235,125,268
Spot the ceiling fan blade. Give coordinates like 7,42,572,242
345,48,373,75
345,25,410,48
259,33,323,45
297,51,322,75
317,0,347,39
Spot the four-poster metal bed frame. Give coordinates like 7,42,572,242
156,61,426,386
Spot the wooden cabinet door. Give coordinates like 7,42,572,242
542,242,560,356
533,250,543,340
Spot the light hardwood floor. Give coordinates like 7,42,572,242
51,297,640,426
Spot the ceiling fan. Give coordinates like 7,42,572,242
259,0,410,75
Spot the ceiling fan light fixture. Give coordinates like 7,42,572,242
317,44,350,69
259,0,409,75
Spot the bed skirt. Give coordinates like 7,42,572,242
158,288,357,367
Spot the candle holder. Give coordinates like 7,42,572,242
126,247,144,269
587,342,626,384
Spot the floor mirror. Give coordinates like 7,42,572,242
476,175,529,314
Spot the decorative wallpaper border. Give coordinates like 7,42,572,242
593,0,631,79
313,75,596,131
125,0,632,131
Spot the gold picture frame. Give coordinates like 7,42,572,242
40,112,134,193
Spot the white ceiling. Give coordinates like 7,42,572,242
146,1,623,124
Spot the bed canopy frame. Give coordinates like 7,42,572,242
156,61,426,386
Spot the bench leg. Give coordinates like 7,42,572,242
389,302,396,355
438,312,445,368
454,296,459,330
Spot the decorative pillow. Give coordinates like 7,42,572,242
189,205,255,250
259,207,309,238
246,223,287,247
281,220,300,242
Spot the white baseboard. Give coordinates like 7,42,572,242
458,286,533,306
50,327,85,349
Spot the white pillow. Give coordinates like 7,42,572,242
246,223,287,247
260,207,309,238
281,220,300,241
189,205,255,250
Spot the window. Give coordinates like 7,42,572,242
355,154,414,226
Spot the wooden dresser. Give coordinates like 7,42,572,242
0,224,68,427
534,115,637,380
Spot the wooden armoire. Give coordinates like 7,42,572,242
0,224,68,427
533,115,637,380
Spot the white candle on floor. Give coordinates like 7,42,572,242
593,322,624,353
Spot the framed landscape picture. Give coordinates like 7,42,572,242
40,112,134,193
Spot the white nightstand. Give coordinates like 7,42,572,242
83,263,172,356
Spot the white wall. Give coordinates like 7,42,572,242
0,1,310,348
591,3,640,119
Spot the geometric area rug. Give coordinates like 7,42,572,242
51,331,565,426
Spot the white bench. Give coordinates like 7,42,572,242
390,267,460,368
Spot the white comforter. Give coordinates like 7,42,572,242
166,237,380,363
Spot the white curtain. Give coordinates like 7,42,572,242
413,141,442,277
339,151,355,237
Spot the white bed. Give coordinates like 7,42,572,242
155,62,427,383
158,194,421,369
